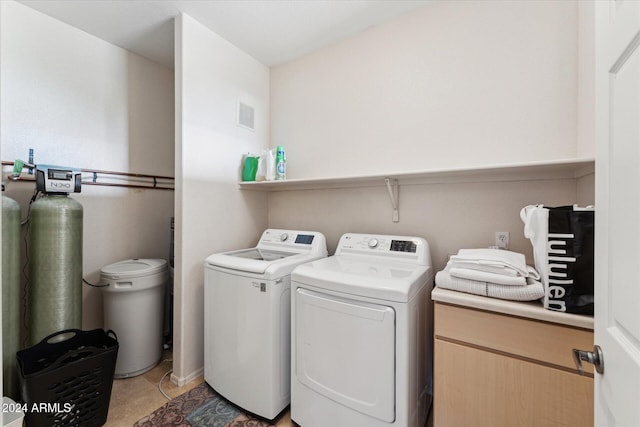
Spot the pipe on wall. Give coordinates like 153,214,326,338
1,161,175,191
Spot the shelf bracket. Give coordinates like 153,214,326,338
385,177,399,222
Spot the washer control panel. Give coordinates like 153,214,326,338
257,229,326,254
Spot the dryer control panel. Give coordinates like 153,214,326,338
335,233,432,266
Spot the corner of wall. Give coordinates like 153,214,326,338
173,11,270,384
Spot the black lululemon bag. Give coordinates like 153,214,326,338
521,205,595,315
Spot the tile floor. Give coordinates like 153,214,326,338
104,351,293,426
104,352,432,426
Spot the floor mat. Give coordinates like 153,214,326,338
133,383,275,427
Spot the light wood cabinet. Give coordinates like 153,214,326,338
433,297,594,427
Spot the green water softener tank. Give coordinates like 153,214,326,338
28,194,83,346
2,192,21,400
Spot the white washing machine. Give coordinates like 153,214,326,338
204,229,327,419
291,233,434,427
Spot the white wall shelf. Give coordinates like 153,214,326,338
238,157,595,192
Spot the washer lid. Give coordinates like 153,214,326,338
225,248,298,262
101,258,167,279
291,256,432,303
205,249,314,276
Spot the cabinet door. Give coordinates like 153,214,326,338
434,339,593,427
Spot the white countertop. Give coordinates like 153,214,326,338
431,287,594,330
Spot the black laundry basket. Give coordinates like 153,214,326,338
17,329,119,427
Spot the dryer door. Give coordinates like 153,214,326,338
295,288,395,422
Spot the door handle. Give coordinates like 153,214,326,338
572,345,604,375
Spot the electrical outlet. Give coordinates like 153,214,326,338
495,231,509,250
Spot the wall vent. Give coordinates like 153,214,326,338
237,101,255,131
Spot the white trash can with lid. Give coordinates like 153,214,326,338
101,258,168,378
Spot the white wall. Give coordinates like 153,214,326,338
578,1,596,158
0,1,174,330
271,0,582,179
174,13,269,384
267,179,582,271
268,1,594,270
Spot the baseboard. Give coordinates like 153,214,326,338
170,366,204,387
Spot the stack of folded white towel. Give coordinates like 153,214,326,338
435,248,545,301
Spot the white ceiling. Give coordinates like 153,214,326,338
18,0,432,68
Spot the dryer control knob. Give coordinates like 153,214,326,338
280,233,289,242
368,238,379,249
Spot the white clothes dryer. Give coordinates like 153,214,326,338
291,233,434,427
204,229,327,419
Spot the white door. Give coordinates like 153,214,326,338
594,2,640,425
